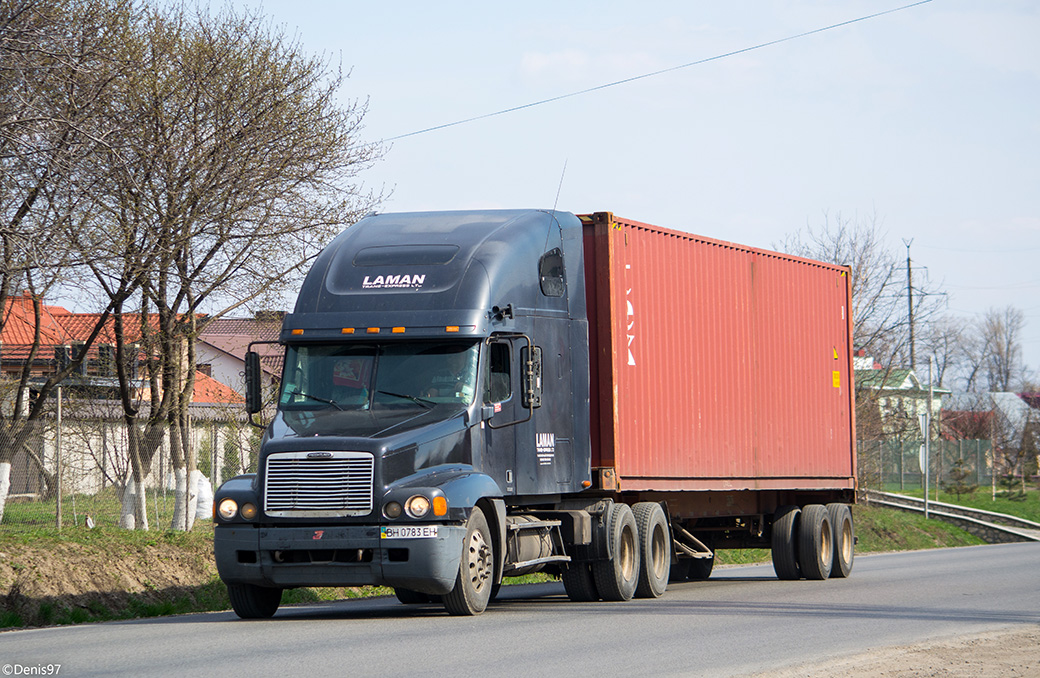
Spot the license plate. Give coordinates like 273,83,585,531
381,525,439,539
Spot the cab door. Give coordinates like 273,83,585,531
481,338,518,494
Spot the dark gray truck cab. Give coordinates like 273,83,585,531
214,209,594,616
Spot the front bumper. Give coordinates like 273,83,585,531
215,523,465,596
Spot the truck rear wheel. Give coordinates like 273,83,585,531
592,502,639,602
771,505,801,581
827,503,854,578
561,563,600,602
227,583,282,619
798,504,833,580
442,508,494,616
632,502,670,598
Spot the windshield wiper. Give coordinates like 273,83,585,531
287,390,344,411
376,390,434,409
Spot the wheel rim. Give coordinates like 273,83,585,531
839,518,853,563
619,525,636,581
650,524,667,579
820,518,833,567
466,526,493,593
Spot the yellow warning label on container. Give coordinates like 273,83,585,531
833,371,841,388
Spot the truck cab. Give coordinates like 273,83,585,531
214,209,593,616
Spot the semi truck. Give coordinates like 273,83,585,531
213,209,858,618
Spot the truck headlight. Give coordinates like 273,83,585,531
384,501,403,519
405,495,431,518
217,498,238,520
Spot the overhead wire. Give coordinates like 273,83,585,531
382,0,935,143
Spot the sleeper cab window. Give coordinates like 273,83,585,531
539,248,565,297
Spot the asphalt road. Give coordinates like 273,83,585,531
3,543,1038,678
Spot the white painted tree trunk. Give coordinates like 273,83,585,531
120,478,150,530
170,468,201,531
0,462,11,525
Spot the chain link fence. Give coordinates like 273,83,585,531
856,439,994,494
0,412,259,531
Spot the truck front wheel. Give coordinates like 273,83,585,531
442,509,494,616
227,583,282,619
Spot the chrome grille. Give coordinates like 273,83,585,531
264,451,374,517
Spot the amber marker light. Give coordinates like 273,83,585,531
342,328,355,334
445,326,460,333
432,496,448,517
367,327,380,334
392,327,405,334
291,329,304,336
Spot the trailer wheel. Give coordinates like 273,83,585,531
394,588,435,605
632,502,670,598
592,503,639,601
227,583,282,619
442,508,494,616
687,555,715,581
771,505,801,581
798,504,833,580
826,503,855,578
561,563,600,602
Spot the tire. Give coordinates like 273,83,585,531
227,583,282,619
592,502,640,602
442,508,495,616
771,505,801,581
561,562,600,602
632,502,670,598
687,554,715,581
826,503,855,578
798,504,833,581
395,588,435,605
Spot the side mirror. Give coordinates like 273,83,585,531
521,346,542,409
244,351,262,414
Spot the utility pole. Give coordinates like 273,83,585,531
903,238,914,371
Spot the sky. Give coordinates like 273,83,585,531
239,0,1040,377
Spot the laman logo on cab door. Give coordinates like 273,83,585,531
362,273,426,289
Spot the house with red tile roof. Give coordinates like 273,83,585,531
196,313,284,396
1,291,244,405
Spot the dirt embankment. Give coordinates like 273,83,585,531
0,535,219,627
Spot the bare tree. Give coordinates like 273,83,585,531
980,306,1027,393
777,210,946,369
0,0,138,523
918,315,964,389
83,3,383,529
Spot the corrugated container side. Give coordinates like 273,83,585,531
581,213,856,492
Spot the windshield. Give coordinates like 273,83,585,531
277,341,479,436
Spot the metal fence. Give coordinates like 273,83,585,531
1,413,258,531
855,439,994,494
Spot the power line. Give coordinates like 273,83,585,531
383,0,934,143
